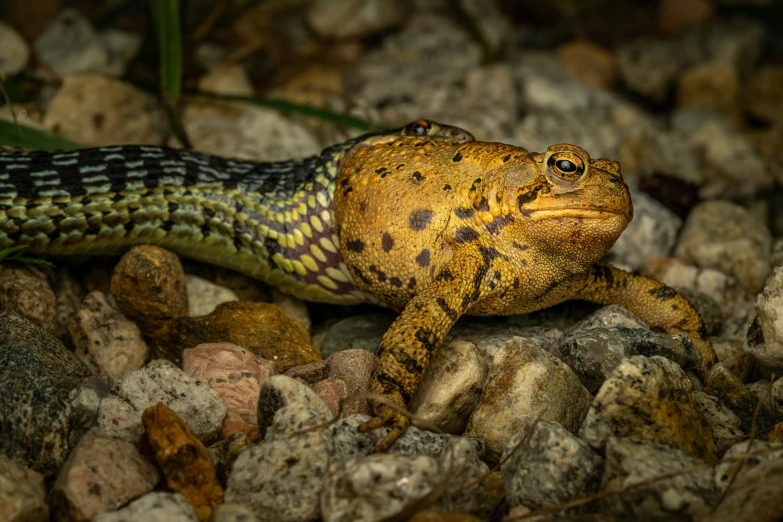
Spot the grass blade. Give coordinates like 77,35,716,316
0,119,83,150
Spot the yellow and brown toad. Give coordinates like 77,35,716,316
0,119,716,452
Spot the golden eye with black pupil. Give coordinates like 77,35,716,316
405,120,431,136
547,152,585,182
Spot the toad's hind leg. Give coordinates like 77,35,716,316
571,262,717,378
358,246,492,452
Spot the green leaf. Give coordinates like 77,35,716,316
151,0,183,106
0,120,83,150
0,246,54,267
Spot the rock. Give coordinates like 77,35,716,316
501,420,603,510
68,291,149,378
284,348,373,418
711,337,753,381
0,21,29,76
0,264,60,337
143,403,224,521
678,62,741,119
208,503,261,522
607,191,682,272
557,40,618,90
271,289,311,331
617,37,685,101
707,363,778,434
50,428,160,522
693,391,744,454
601,437,715,519
68,376,112,448
431,438,492,517
178,99,320,162
256,374,333,441
0,312,91,396
0,343,71,476
44,74,169,146
307,0,405,39
449,319,565,360
674,286,724,336
152,301,319,371
769,422,783,443
579,356,715,460
708,442,783,522
186,275,238,317
54,268,86,343
465,337,592,462
564,305,647,333
225,407,332,521
408,340,488,434
97,360,226,446
111,246,190,335
744,65,783,126
34,9,138,78
407,513,481,522
207,432,253,486
0,454,48,522
675,201,772,294
92,492,198,522
646,257,756,323
714,440,783,492
321,454,439,522
658,0,714,33
554,327,700,392
182,343,275,441
319,312,395,358
773,376,783,415
751,267,783,370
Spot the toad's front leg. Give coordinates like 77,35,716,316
572,262,717,379
358,246,493,452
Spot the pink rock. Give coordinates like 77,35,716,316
182,343,276,441
285,348,373,417
311,377,349,416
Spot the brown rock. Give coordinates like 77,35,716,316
658,0,713,33
68,291,148,378
678,62,741,120
707,363,778,434
284,348,374,417
705,453,783,522
51,428,159,521
768,422,783,443
0,454,49,522
744,65,783,125
44,75,169,146
153,301,320,371
579,356,717,462
143,402,224,522
182,343,276,441
207,432,253,486
557,40,618,90
111,246,189,335
0,264,61,336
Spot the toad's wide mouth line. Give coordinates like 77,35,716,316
526,209,628,220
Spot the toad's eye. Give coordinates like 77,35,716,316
405,120,431,136
547,152,585,181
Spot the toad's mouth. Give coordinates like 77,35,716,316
527,208,630,220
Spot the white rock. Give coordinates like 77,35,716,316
0,21,30,75
92,492,197,522
186,275,239,317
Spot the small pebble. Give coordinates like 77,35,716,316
182,343,275,441
50,428,160,521
68,291,149,378
186,275,238,317
465,337,592,462
143,403,224,521
579,355,716,460
0,454,48,522
111,245,189,335
0,264,61,337
92,492,198,522
0,343,71,476
153,301,319,370
97,360,226,446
